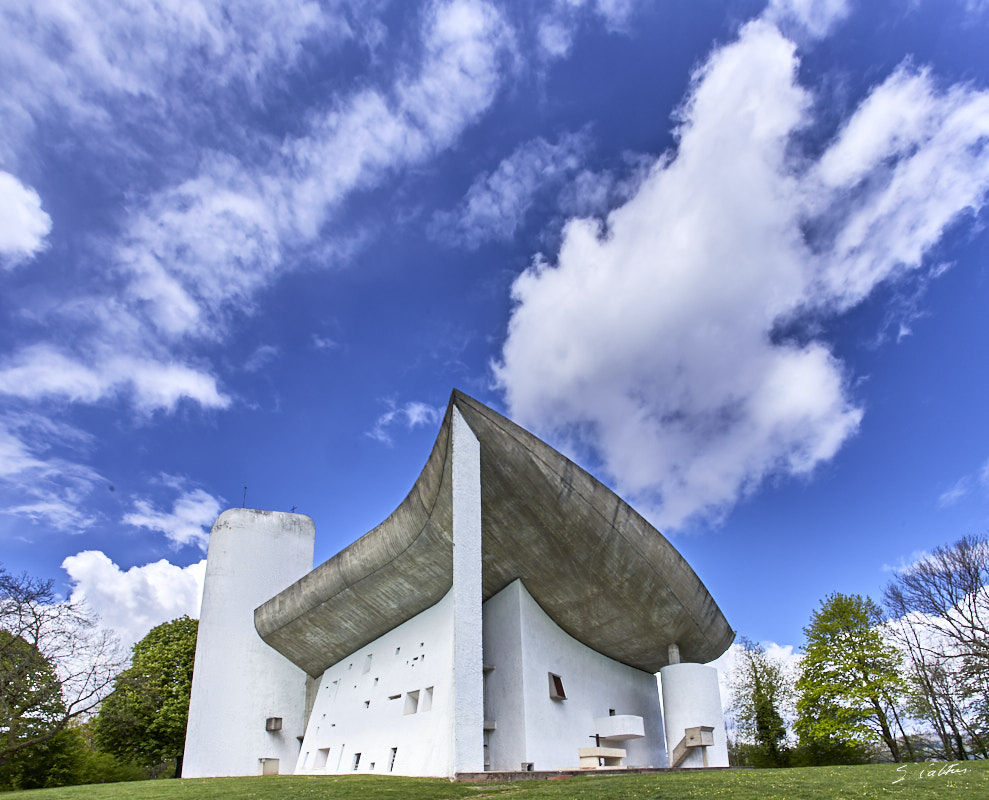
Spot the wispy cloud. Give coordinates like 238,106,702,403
431,131,591,248
123,482,224,550
367,400,444,445
0,413,102,531
535,0,641,60
244,344,280,373
496,18,989,530
882,549,932,574
764,0,850,38
938,476,971,508
0,0,514,435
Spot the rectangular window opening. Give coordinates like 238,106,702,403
352,752,361,770
314,748,329,769
389,747,398,772
421,685,434,712
548,672,566,700
363,654,373,674
404,689,420,715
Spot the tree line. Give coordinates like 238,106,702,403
728,533,989,767
0,566,197,791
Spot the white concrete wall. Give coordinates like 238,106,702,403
451,407,485,773
183,509,315,778
295,590,457,777
659,662,729,768
482,580,667,771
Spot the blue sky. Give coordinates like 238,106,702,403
1,0,988,657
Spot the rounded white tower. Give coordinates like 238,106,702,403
183,509,315,777
660,662,729,768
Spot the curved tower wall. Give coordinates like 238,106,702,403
659,663,729,768
183,509,315,778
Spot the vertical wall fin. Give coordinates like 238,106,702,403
451,406,484,774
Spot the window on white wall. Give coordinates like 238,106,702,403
352,752,361,770
363,654,373,674
389,747,398,772
548,673,566,700
421,686,434,712
314,748,329,769
404,690,420,715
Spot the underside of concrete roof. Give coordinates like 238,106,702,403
254,390,734,677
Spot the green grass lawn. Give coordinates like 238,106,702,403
3,763,985,800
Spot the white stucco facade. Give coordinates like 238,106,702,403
482,580,668,772
659,663,730,768
182,509,315,778
183,392,733,779
296,591,458,777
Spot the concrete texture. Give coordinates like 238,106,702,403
255,390,734,677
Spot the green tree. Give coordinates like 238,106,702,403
795,593,908,764
94,616,198,777
729,637,792,767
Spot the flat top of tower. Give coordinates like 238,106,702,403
255,390,734,676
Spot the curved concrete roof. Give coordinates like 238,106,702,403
255,390,734,676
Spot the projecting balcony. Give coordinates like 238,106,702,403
592,714,645,741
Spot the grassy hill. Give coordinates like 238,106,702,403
2,763,985,800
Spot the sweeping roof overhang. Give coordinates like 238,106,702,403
255,390,734,676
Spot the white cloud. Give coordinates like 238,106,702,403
0,0,344,162
882,548,932,574
123,486,224,550
0,171,52,265
113,0,514,346
495,20,989,531
704,639,800,711
311,334,339,351
0,414,102,531
535,0,640,60
764,0,850,38
938,477,971,508
980,459,989,492
0,345,229,413
62,550,206,652
368,400,444,445
244,344,280,373
432,132,590,248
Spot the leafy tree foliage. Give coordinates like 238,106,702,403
0,722,146,790
729,637,792,767
95,616,198,777
795,593,908,763
0,565,122,766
